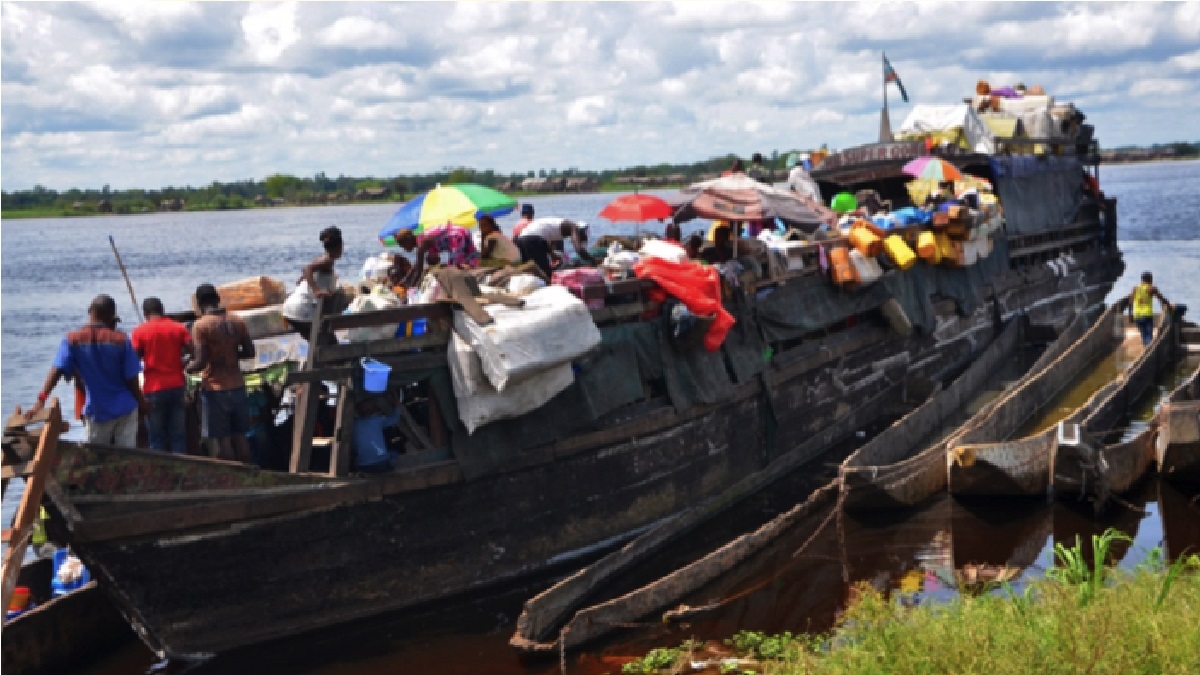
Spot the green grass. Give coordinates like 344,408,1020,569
620,534,1200,675
2,206,81,219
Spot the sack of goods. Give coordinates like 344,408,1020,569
553,267,607,310
232,305,291,340
360,252,395,282
448,333,574,434
345,287,404,342
453,285,601,392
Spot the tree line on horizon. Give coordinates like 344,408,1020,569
0,149,804,215
3,141,1196,216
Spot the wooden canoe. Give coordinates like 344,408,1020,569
948,302,1141,497
1054,313,1194,508
840,314,1029,511
2,558,132,675
1156,323,1200,484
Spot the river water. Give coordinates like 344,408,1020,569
3,160,1200,674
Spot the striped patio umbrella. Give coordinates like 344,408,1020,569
379,183,516,244
901,157,965,182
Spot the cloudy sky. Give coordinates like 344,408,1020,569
3,1,1199,192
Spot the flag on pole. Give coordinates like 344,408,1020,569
883,54,909,103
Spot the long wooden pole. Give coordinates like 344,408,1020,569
109,235,144,323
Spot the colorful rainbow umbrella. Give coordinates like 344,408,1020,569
379,183,516,244
901,157,964,182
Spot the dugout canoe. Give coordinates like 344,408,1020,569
1,558,132,675
840,313,1035,511
1156,323,1200,484
948,301,1142,497
1054,311,1195,508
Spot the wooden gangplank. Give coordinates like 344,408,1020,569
2,399,67,612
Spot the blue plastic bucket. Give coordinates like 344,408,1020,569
362,358,391,393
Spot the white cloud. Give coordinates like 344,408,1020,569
90,1,202,42
317,16,402,49
1129,78,1192,97
241,2,301,64
566,95,612,126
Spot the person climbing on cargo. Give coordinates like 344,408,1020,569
1128,272,1172,346
747,152,770,184
283,226,346,340
515,217,595,277
188,283,256,464
393,222,479,284
26,294,150,447
131,297,193,454
478,214,522,268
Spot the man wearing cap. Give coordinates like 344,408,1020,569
26,294,149,447
187,283,256,463
516,217,596,277
512,203,535,241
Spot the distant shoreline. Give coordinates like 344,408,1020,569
0,184,657,219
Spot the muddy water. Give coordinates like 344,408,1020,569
1014,324,1145,438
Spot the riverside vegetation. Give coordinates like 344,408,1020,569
620,528,1200,675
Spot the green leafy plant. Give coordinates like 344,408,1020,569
1046,527,1131,605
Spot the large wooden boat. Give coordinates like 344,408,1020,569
1156,323,1200,484
947,302,1143,497
25,130,1125,658
1054,312,1195,507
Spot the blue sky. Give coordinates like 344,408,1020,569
3,1,1199,191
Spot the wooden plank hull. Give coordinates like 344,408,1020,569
1,582,132,675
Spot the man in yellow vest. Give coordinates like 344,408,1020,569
1128,272,1172,346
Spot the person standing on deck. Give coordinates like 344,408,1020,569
26,294,149,446
131,297,192,454
188,284,256,463
512,203,535,241
746,152,770,184
1128,272,1172,346
283,226,345,340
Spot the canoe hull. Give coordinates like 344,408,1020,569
1157,402,1200,484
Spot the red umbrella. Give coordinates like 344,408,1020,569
599,193,675,222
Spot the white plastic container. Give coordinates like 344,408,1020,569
849,249,883,285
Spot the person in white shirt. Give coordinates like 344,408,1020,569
515,217,596,276
786,153,822,203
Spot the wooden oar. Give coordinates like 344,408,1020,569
109,234,144,323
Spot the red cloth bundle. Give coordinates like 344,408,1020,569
633,257,735,352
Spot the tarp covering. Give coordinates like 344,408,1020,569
897,104,996,154
991,155,1083,236
439,233,1010,480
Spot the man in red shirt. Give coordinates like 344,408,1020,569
187,284,256,463
131,297,193,453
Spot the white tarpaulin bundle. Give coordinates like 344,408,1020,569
898,104,996,154
448,333,574,434
452,284,601,393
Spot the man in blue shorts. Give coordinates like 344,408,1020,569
27,294,149,446
187,284,256,463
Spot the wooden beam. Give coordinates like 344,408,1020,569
324,303,453,331
427,390,447,450
315,331,450,365
289,299,326,474
329,381,355,477
285,351,448,386
1,461,33,480
71,482,374,543
2,400,64,612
